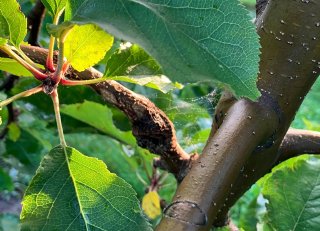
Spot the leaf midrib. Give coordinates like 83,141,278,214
63,147,89,231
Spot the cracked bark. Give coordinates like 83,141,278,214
0,46,191,180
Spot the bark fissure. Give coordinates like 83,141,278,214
0,46,191,179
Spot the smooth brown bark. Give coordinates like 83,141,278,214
157,0,320,229
278,128,320,162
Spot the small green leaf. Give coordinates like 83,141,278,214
41,0,67,16
105,44,162,77
105,45,182,92
64,24,114,71
262,155,320,230
20,146,151,231
0,58,32,76
0,0,27,46
64,0,260,99
60,101,136,146
0,167,14,191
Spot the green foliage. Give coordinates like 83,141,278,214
262,155,320,230
60,101,136,146
105,44,183,93
65,133,147,197
64,24,114,71
62,0,260,99
41,0,67,16
105,44,161,77
292,79,320,130
21,146,151,231
0,58,32,77
230,185,261,231
0,168,13,191
0,0,27,46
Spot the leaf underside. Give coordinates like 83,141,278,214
64,0,260,99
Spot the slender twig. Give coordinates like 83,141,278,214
0,45,47,80
50,89,66,147
60,77,110,86
0,85,43,108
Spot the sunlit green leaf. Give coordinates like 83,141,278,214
0,0,27,46
64,0,260,99
21,146,151,231
262,155,320,230
64,24,114,71
0,58,32,76
65,133,146,197
60,101,136,146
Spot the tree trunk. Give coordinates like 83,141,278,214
157,0,320,230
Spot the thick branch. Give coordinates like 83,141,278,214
277,128,320,162
158,0,320,230
0,46,190,179
212,0,320,226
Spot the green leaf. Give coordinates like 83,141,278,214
41,0,67,16
65,133,146,197
0,58,32,76
0,0,27,46
64,24,114,71
64,0,260,99
60,101,136,146
0,167,13,191
230,185,261,231
262,155,320,230
105,45,182,93
0,38,7,46
105,44,162,77
21,146,151,231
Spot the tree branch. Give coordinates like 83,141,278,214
212,0,320,227
157,0,320,230
0,46,191,180
27,0,45,46
277,128,320,162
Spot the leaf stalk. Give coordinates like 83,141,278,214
0,85,43,108
50,89,66,147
